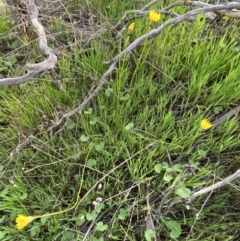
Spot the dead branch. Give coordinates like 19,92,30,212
164,169,240,215
0,0,57,86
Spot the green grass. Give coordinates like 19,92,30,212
1,0,240,240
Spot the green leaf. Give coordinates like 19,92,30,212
163,174,173,182
125,122,134,131
86,210,96,221
213,106,223,114
173,164,182,172
95,221,108,232
0,231,6,239
0,188,8,197
66,120,76,130
20,192,27,200
120,94,130,101
154,163,162,173
5,59,16,67
175,185,191,198
77,214,85,226
144,229,155,241
87,159,97,168
0,165,4,172
60,231,75,241
198,149,207,157
165,220,182,239
105,88,113,97
92,237,104,241
80,134,89,142
189,159,199,167
118,208,127,220
89,117,98,125
84,108,93,115
30,225,40,237
0,215,5,223
95,202,105,212
162,162,169,169
95,142,105,151
40,216,49,224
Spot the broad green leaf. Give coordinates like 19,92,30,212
80,134,89,142
162,162,169,169
84,108,93,115
213,106,223,114
125,122,134,131
86,210,96,221
93,237,104,241
154,163,162,173
77,214,85,226
95,221,108,232
60,231,74,241
118,208,127,220
105,88,113,97
173,164,182,172
144,229,155,241
0,231,6,239
165,220,181,239
95,202,105,212
163,174,173,182
120,94,130,101
0,215,5,223
87,159,97,168
66,120,75,130
198,149,207,157
30,226,40,237
20,192,27,200
89,117,98,125
175,185,191,198
40,216,49,224
95,142,105,151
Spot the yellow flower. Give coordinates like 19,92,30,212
149,10,161,23
128,22,135,31
200,119,213,131
16,215,34,230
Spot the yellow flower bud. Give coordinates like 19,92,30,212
149,10,161,23
16,215,34,230
200,119,213,131
128,22,135,31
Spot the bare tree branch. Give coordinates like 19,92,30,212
164,169,240,215
0,0,57,86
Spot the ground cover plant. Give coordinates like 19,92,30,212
1,0,240,240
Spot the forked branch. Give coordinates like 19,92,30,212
0,0,57,86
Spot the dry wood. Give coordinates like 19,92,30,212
0,0,57,86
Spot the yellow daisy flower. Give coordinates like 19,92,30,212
128,22,135,31
149,10,161,23
16,215,34,230
200,119,213,131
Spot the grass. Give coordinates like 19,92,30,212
1,0,240,240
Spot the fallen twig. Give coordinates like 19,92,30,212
164,169,240,216
0,0,57,86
